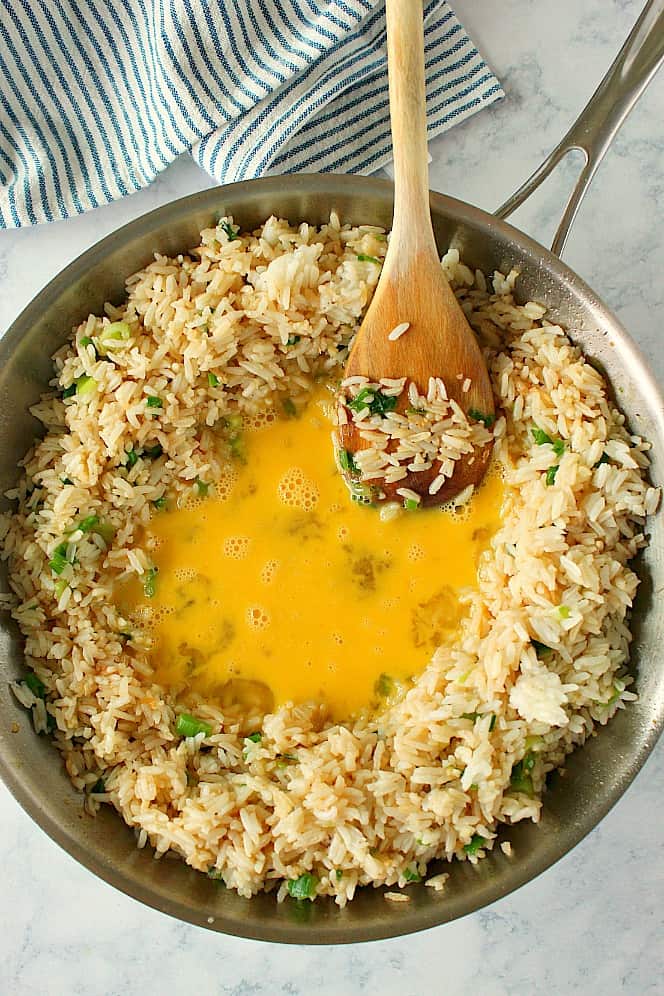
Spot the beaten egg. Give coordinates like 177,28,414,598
118,387,503,719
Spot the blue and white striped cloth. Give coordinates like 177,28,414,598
0,1,503,228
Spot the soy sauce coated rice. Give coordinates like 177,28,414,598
0,217,659,905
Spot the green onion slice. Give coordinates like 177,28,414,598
99,321,131,349
220,220,240,241
175,713,212,738
348,387,397,417
545,464,559,486
49,542,71,575
463,834,487,856
24,671,46,698
338,449,359,476
75,375,97,398
468,409,495,428
287,873,318,900
143,567,158,598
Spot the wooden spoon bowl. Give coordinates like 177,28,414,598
339,0,495,507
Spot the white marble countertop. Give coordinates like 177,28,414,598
1,1,663,992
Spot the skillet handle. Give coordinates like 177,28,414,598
495,0,664,258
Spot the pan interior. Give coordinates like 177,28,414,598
0,176,662,943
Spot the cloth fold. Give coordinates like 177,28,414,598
0,1,503,228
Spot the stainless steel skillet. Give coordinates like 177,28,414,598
0,2,663,944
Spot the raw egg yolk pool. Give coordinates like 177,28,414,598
119,387,503,719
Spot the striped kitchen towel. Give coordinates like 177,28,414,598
0,1,503,228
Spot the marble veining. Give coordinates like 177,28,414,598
0,0,663,992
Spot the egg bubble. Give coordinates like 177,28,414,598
260,559,279,584
246,605,270,630
407,543,424,562
174,567,198,583
277,467,319,512
245,410,276,430
223,535,250,560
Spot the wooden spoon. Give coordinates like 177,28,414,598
339,0,494,507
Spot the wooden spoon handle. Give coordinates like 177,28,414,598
385,0,437,256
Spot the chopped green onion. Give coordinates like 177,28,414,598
76,375,97,397
195,478,209,497
552,438,565,457
335,870,343,881
175,712,212,738
79,336,94,349
511,752,536,795
24,671,46,698
54,578,69,599
282,398,297,418
118,631,132,642
463,834,486,856
143,443,163,459
99,321,131,348
594,452,611,468
246,731,262,743
225,413,243,432
143,567,158,598
348,387,398,417
207,372,219,387
338,449,359,476
125,448,139,469
287,873,318,901
374,673,393,697
403,866,421,883
545,464,559,486
468,409,495,428
276,752,298,763
61,477,74,485
349,481,380,506
77,515,100,534
63,374,97,399
220,220,240,241
230,436,246,463
207,868,225,882
404,498,419,511
531,640,552,657
461,711,479,722
558,604,570,619
606,684,622,706
49,542,70,575
96,520,115,544
531,427,552,446
286,335,301,346
153,496,167,511
489,713,497,732
357,253,381,264
146,395,163,409
76,515,115,544
91,777,105,794
45,711,57,734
